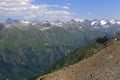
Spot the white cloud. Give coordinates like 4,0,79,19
63,6,69,9
0,0,73,21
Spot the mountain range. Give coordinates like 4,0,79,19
0,18,120,80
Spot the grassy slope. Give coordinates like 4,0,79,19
28,38,107,80
0,25,105,80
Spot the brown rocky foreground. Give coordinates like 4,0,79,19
37,41,120,80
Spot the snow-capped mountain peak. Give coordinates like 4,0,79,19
110,20,116,24
100,20,107,25
21,21,30,24
91,21,98,26
117,21,120,25
74,18,85,22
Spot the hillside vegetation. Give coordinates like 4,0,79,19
29,36,110,80
37,32,120,80
0,24,105,80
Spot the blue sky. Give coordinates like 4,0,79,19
34,0,120,19
0,0,120,21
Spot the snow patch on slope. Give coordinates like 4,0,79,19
100,20,107,25
74,18,85,22
110,20,116,24
91,21,97,26
21,21,30,24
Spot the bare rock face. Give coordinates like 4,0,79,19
114,31,120,40
37,41,120,80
